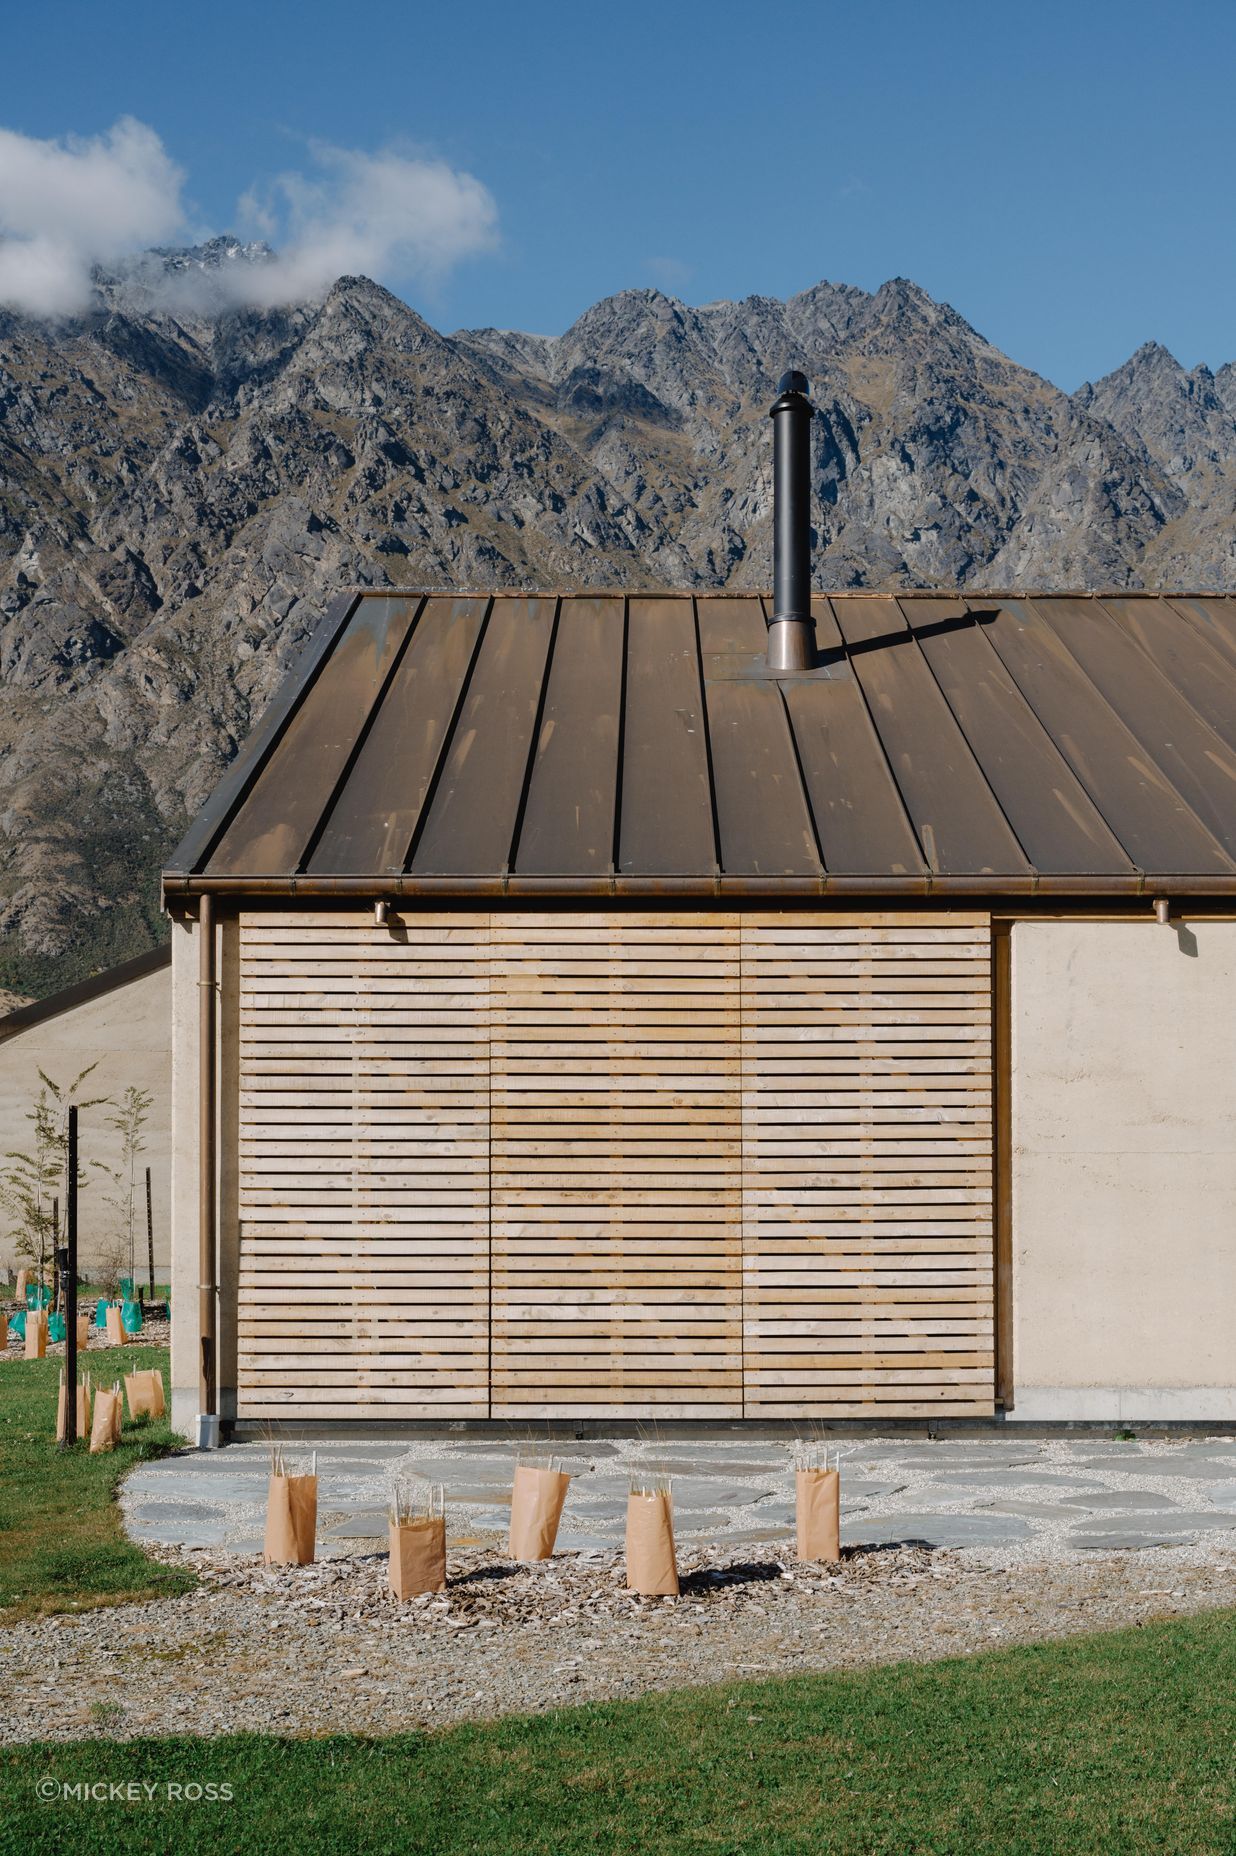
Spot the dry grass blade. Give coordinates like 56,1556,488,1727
389,1476,444,1526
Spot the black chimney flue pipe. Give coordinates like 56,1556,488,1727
768,369,815,672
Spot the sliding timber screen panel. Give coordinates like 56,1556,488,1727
490,914,743,1416
236,911,490,1417
741,912,994,1417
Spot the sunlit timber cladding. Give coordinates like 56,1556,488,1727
165,590,1236,1431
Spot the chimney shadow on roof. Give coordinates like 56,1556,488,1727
829,605,999,668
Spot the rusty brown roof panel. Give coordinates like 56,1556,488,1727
829,595,1031,877
981,600,1235,876
617,597,717,875
306,596,487,875
517,596,624,876
903,597,1132,875
410,596,556,875
696,595,769,656
208,594,420,876
165,591,359,878
1102,597,1236,756
782,599,927,876
165,589,1236,895
706,679,821,876
1031,596,1236,862
1166,597,1236,680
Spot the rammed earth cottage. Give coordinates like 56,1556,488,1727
163,379,1236,1436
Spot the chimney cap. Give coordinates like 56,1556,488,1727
774,369,812,402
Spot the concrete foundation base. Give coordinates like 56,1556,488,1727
1009,1388,1236,1423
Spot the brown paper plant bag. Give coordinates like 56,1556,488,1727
89,1382,122,1454
25,1309,48,1360
15,1268,28,1301
625,1476,679,1596
795,1451,841,1564
124,1369,166,1422
264,1448,318,1567
388,1479,446,1599
104,1304,125,1347
56,1369,92,1443
76,1314,91,1351
0,1313,7,1350
508,1454,570,1561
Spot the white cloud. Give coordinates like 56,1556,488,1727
235,143,499,307
0,119,499,319
0,117,185,316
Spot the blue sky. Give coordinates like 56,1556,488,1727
3,0,1234,388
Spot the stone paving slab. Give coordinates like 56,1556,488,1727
649,1479,777,1506
842,1513,1034,1548
1068,1514,1236,1548
981,1500,1083,1520
1101,1512,1236,1534
323,1512,389,1540
558,1496,629,1522
894,1453,1041,1472
925,1469,1101,1489
1080,1456,1236,1479
131,1501,226,1526
631,1458,790,1478
1070,1531,1179,1552
131,1516,231,1547
1059,1490,1180,1510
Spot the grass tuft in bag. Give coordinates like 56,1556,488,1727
89,1381,122,1453
388,1479,446,1599
794,1449,841,1563
264,1447,318,1566
508,1453,570,1561
626,1474,679,1596
24,1309,48,1360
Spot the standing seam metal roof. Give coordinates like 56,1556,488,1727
164,591,1236,896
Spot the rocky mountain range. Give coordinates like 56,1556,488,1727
2,238,1235,996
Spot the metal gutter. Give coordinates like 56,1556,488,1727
162,871,1236,900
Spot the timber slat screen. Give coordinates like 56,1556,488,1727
490,915,742,1416
234,910,993,1418
741,914,993,1417
237,914,490,1417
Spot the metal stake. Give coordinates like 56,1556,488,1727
61,1108,78,1449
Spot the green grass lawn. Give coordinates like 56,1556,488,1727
0,1343,194,1622
3,1607,1235,1855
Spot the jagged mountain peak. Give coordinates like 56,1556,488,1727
3,258,1236,995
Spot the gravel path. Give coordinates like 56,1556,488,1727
3,1534,1235,1745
